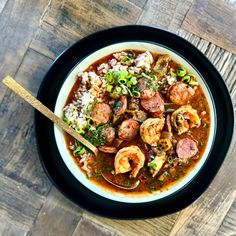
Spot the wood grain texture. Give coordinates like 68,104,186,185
42,0,142,33
138,0,193,31
30,22,80,59
30,0,143,59
0,0,236,236
0,215,27,236
182,0,236,54
169,189,236,235
167,28,236,236
0,0,8,13
28,187,82,236
72,217,117,236
83,212,178,236
0,49,53,196
216,198,236,236
0,0,49,79
0,0,49,120
0,173,45,229
128,0,148,8
178,29,236,102
3,76,98,155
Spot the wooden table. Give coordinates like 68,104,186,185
0,0,235,235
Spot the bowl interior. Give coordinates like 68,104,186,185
54,42,216,203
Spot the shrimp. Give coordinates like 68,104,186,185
140,117,165,146
171,105,201,135
114,146,145,178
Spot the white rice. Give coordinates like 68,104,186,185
134,51,154,71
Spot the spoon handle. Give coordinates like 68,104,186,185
2,76,98,156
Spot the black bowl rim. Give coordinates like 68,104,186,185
35,25,234,219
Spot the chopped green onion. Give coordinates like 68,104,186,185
141,72,153,80
177,66,187,77
129,77,137,85
188,80,199,86
120,70,129,78
170,68,176,77
118,78,127,84
168,156,173,164
75,127,85,135
73,143,86,156
132,90,141,98
114,86,122,95
128,50,134,59
106,84,113,92
121,56,132,65
182,75,191,83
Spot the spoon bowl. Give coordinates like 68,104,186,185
101,173,140,190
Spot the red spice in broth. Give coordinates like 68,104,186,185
64,50,210,195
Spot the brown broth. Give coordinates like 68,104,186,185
64,50,211,195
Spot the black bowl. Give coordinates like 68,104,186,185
35,25,234,219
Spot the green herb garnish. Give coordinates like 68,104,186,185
148,163,157,169
85,124,111,147
73,140,86,156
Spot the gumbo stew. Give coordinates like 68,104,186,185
63,50,210,194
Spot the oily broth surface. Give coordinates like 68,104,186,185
64,50,210,195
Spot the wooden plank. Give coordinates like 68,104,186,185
127,0,148,8
178,29,236,101
27,187,82,236
30,22,80,59
13,48,53,94
0,173,45,230
169,188,236,235
0,0,49,79
72,217,117,236
168,28,236,234
0,0,8,13
30,0,142,59
225,0,236,7
0,0,48,106
138,0,193,32
216,197,236,236
0,215,27,236
0,48,53,196
182,0,236,54
83,212,178,236
42,0,142,33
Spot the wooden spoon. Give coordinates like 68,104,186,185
3,76,140,190
2,76,98,156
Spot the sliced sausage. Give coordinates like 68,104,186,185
168,82,195,105
118,118,140,141
101,127,116,144
113,95,127,116
99,146,117,153
138,78,155,99
141,92,164,117
176,138,198,159
91,103,112,126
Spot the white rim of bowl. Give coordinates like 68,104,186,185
54,41,216,203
